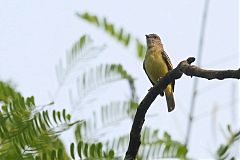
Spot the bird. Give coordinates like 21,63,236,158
143,33,175,112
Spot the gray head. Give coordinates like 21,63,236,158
145,34,162,48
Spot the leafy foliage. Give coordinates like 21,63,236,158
69,63,137,109
77,64,134,97
139,129,188,159
33,148,65,160
77,12,131,46
102,127,188,159
55,34,105,88
105,134,129,155
76,12,146,59
69,141,117,159
216,125,240,160
55,32,139,159
74,101,132,141
70,34,92,56
0,81,21,103
0,81,80,160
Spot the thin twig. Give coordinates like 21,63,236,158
124,57,240,160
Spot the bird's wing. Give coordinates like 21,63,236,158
143,60,164,96
162,51,175,92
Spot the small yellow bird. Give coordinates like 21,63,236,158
143,34,175,112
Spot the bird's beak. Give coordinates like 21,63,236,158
145,34,149,38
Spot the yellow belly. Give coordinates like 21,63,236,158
145,50,168,84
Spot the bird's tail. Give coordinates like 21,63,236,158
165,86,175,112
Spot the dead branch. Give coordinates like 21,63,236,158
124,57,240,160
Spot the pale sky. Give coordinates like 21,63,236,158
0,0,239,158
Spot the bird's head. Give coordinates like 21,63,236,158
145,34,162,48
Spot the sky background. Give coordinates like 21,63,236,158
0,0,239,158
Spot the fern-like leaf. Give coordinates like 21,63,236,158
138,128,188,159
70,141,118,159
76,12,146,59
0,81,80,159
0,81,21,103
77,12,131,46
70,64,136,106
55,34,105,89
74,101,133,142
216,125,240,160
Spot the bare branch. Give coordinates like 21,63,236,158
124,57,240,160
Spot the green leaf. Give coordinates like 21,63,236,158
77,141,83,159
97,143,103,158
34,115,42,134
67,114,71,121
70,143,75,159
218,145,228,157
57,148,63,160
53,110,57,124
216,126,240,159
90,144,96,158
42,111,51,128
109,150,115,159
84,143,88,158
77,12,132,47
73,64,136,105
38,113,46,131
45,110,52,126
62,109,66,122
51,150,56,160
70,34,91,56
42,153,47,160
13,143,21,155
57,111,61,122
77,12,99,26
